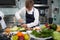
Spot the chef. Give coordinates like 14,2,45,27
15,0,39,28
0,11,6,29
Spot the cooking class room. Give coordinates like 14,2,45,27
0,0,60,40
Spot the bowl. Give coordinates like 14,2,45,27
27,31,52,40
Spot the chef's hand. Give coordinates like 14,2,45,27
26,27,32,30
21,24,33,30
21,24,27,28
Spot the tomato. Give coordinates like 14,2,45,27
17,32,24,37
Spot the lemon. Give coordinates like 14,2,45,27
24,34,30,40
12,35,18,40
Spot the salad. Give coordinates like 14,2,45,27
31,28,54,38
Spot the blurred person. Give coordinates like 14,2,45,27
15,0,39,28
0,11,6,29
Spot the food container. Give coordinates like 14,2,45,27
11,32,30,40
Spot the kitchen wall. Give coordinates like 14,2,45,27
0,0,60,24
0,0,26,25
57,0,60,24
52,0,60,24
0,0,26,15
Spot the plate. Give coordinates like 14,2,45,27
27,31,52,40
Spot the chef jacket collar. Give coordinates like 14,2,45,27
26,7,34,12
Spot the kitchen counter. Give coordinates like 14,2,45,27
0,24,59,40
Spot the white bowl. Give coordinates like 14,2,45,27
27,31,52,40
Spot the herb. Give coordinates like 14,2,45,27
31,29,54,38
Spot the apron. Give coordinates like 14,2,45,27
26,9,39,28
26,11,35,24
0,16,2,20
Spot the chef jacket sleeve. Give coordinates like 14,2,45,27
0,11,6,29
0,11,4,18
15,7,25,20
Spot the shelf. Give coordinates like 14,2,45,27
34,4,48,6
34,4,49,9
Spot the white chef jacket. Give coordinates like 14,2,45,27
15,7,39,27
0,11,6,29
